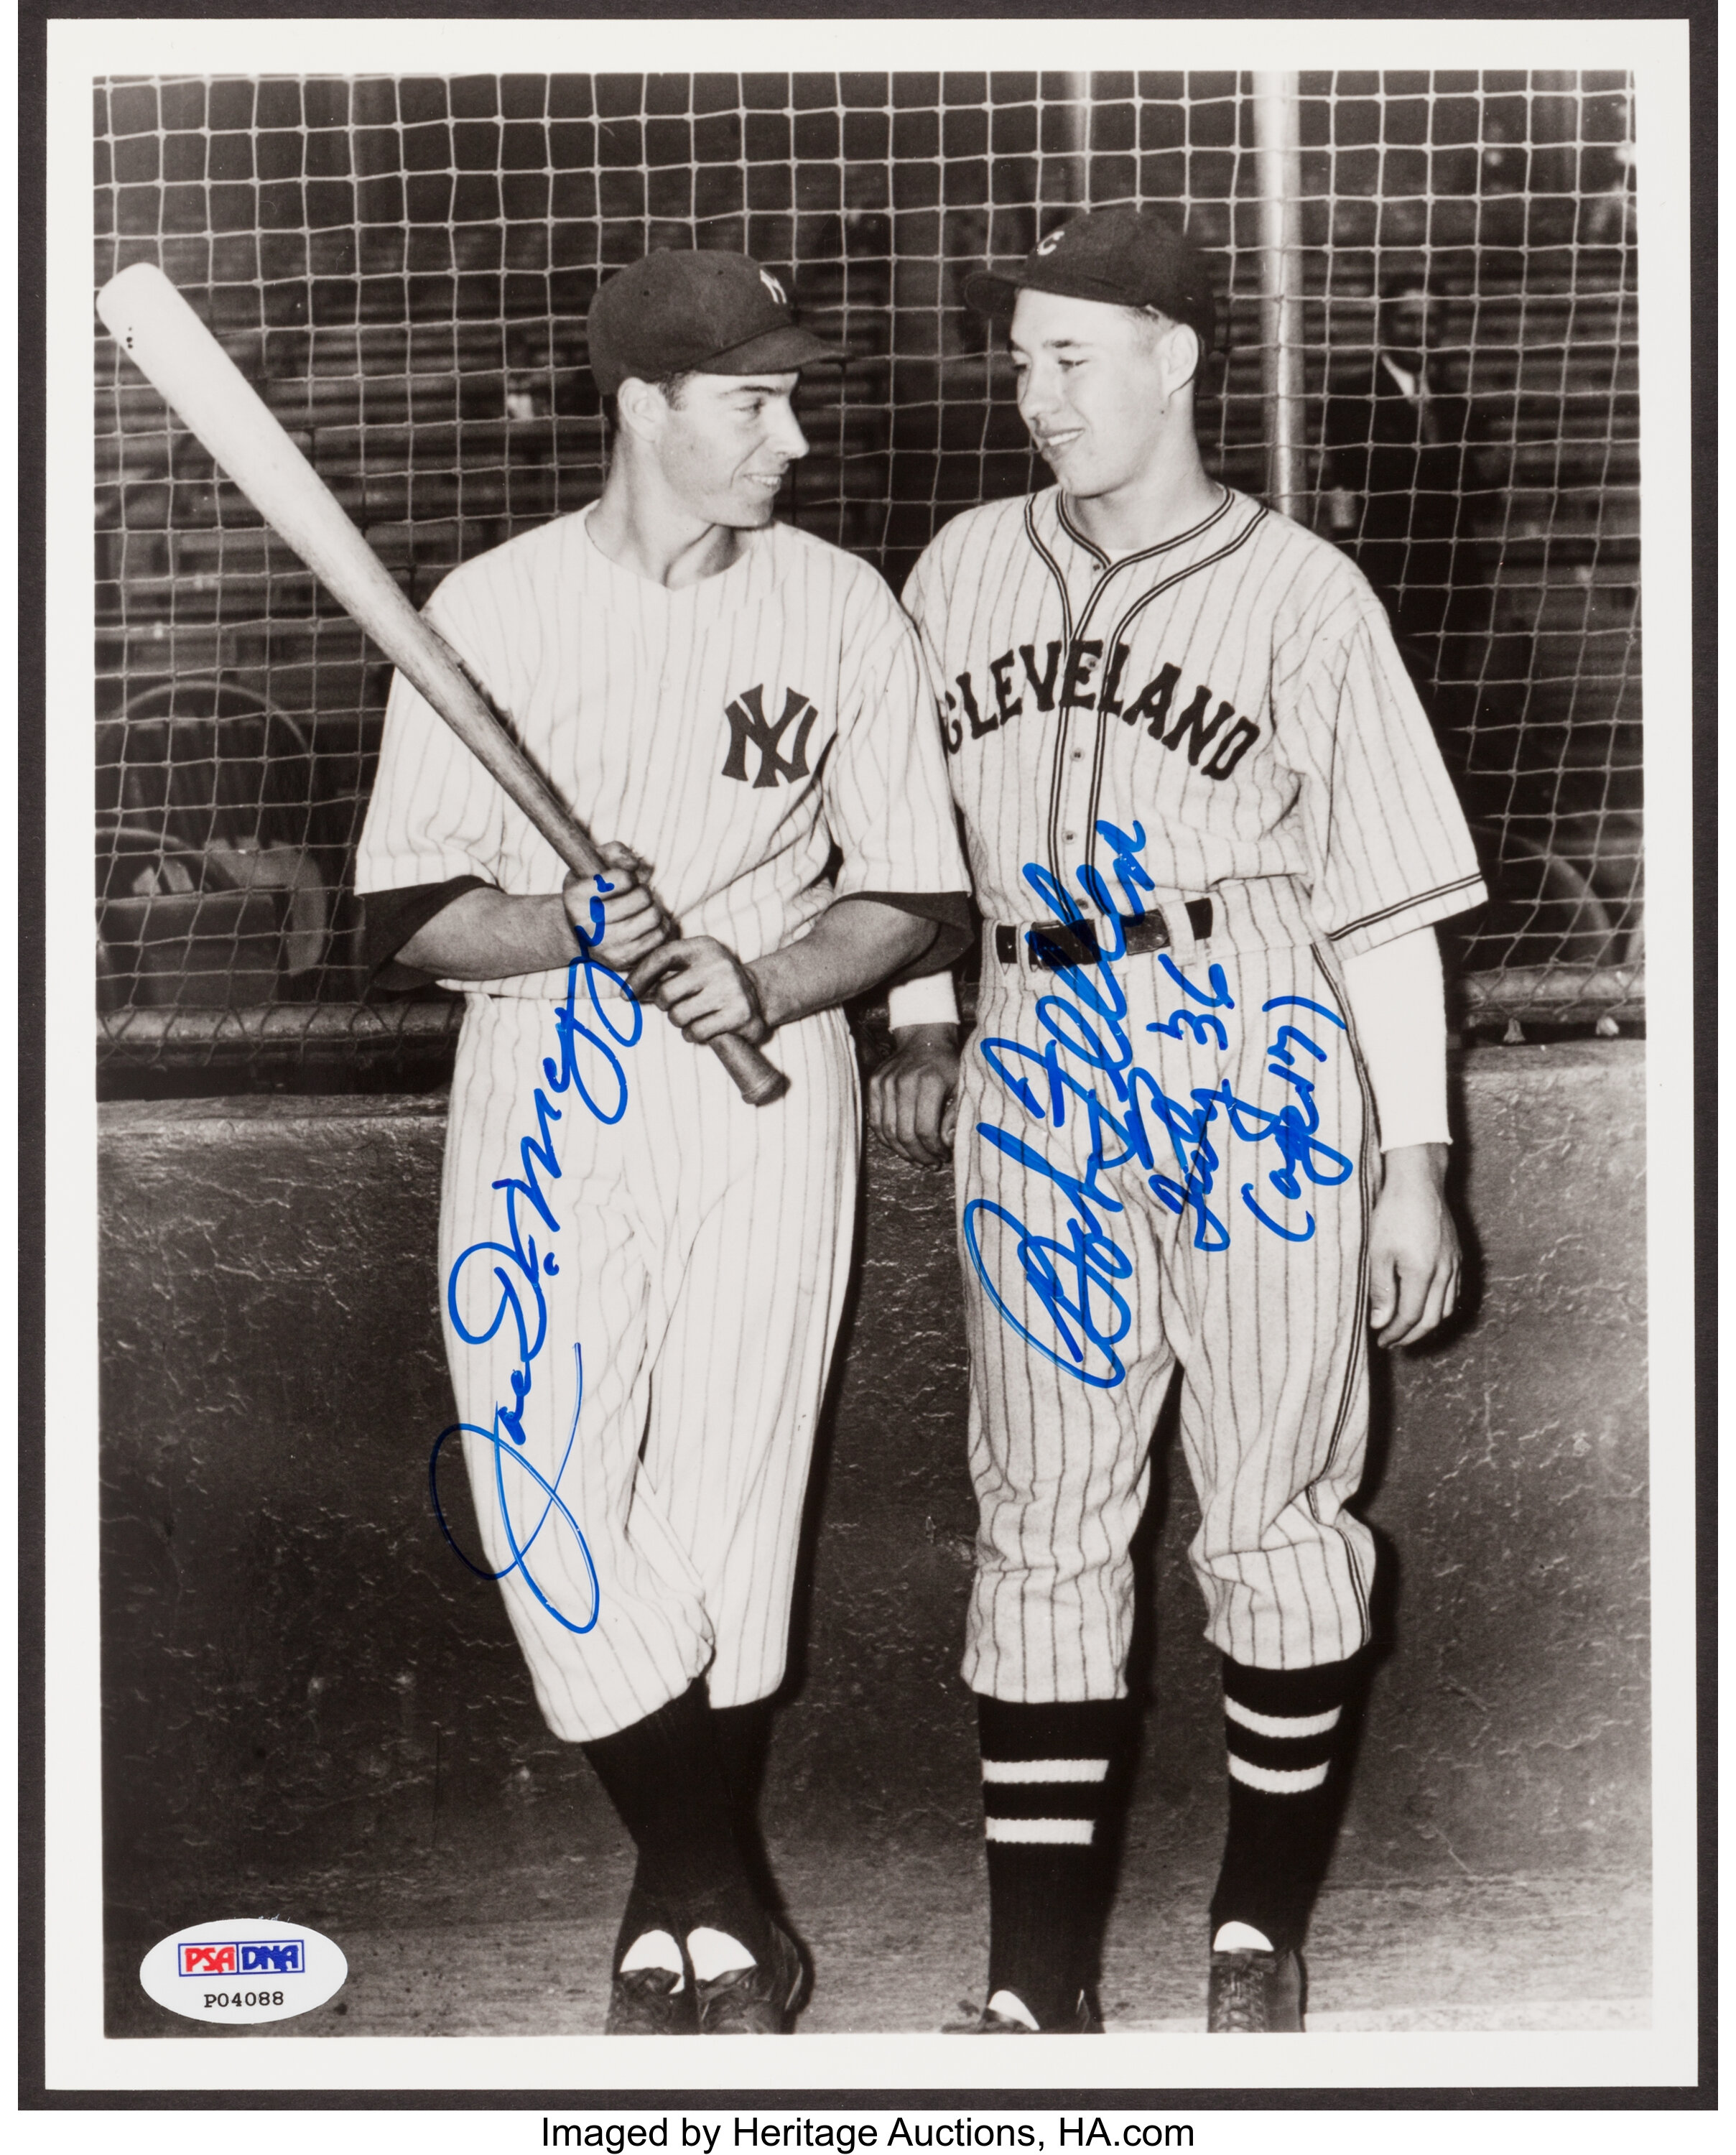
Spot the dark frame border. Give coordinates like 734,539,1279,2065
19,0,1717,2114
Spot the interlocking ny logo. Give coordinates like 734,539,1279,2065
722,685,820,788
759,268,787,307
1036,228,1064,256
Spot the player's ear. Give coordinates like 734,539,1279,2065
614,376,667,442
1159,320,1203,398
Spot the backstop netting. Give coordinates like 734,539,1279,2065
93,70,1641,1084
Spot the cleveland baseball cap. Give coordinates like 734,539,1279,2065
587,250,843,396
964,205,1217,354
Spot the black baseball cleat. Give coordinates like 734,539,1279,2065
1072,1989,1106,2033
1207,1948,1306,2033
695,1921,807,2034
944,1991,1103,2033
605,1965,698,2036
944,2000,1034,2034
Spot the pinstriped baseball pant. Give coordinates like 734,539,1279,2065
957,891,1377,1700
440,991,859,1743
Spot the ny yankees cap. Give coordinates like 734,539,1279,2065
587,250,844,395
964,205,1217,353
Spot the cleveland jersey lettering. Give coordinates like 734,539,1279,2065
941,639,1261,781
905,485,1483,955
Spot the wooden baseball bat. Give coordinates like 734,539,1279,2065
94,261,789,1108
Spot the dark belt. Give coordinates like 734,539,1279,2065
994,899,1215,972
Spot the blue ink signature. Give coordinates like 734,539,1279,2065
429,895,642,1629
963,823,1355,1389
430,1344,600,1633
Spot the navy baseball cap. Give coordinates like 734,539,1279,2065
965,205,1217,354
587,250,843,396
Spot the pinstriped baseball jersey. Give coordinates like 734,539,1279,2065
358,505,967,1744
902,483,1485,955
357,503,970,988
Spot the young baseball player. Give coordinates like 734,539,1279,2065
868,208,1487,2034
357,249,970,2034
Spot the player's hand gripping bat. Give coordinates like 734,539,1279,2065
94,261,789,1108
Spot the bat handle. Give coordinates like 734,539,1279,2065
559,873,790,1108
711,1030,792,1106
461,667,791,1108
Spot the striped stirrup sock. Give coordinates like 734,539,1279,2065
977,1695,1135,2029
1209,1654,1363,1955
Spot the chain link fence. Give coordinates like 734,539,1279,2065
94,69,1641,1088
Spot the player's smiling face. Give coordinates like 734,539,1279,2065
1008,289,1184,501
655,371,809,529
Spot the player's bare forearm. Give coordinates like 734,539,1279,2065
397,845,666,980
869,1022,962,1167
751,899,939,1030
1368,1141,1460,1348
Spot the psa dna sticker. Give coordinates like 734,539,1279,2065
139,1918,347,2024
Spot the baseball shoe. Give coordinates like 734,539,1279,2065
1207,1947,1305,2033
605,1965,698,2036
695,1921,806,2034
944,1991,1103,2034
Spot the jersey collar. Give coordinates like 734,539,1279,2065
1049,481,1238,571
577,501,780,613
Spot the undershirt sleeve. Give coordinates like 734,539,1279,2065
360,874,490,991
887,968,961,1030
1338,923,1450,1150
850,890,974,984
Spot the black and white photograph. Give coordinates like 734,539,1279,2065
34,7,1701,2110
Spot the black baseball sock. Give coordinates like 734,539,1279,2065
712,1698,776,1826
712,1697,780,1911
585,1679,772,1968
611,1873,674,1978
611,1694,779,1971
978,1694,1137,2029
1208,1654,1362,1957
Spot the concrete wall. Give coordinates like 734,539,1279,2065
98,1040,1648,1940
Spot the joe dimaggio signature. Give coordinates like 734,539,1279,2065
430,892,641,1631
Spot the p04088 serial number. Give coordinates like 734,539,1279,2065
203,1990,285,2008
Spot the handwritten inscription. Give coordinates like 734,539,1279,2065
964,823,1355,1390
430,894,641,1632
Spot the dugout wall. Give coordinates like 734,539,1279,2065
93,70,1642,1085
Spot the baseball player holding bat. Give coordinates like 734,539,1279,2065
343,251,971,2031
869,208,1486,2034
102,250,968,2032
